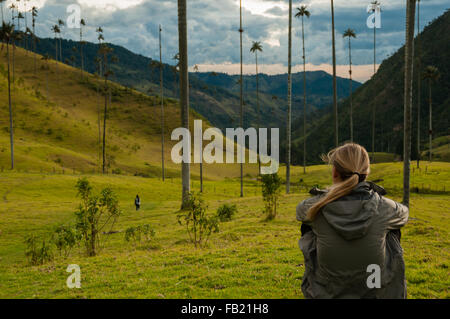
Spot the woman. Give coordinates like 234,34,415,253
296,143,408,299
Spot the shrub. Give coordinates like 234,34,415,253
216,204,237,222
52,225,79,257
261,173,282,220
74,178,121,256
177,192,219,248
124,224,155,248
25,235,54,266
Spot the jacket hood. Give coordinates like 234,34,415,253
321,182,380,240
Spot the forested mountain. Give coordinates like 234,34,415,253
287,9,450,165
28,36,360,130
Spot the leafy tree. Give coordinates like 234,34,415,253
296,5,311,174
261,173,282,220
74,178,121,256
177,193,219,248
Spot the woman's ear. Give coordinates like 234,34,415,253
332,166,341,183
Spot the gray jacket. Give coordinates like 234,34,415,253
296,182,409,299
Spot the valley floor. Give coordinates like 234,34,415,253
0,162,448,299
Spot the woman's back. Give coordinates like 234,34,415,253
297,182,409,298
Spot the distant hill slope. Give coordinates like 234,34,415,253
27,36,360,131
288,9,450,165
0,47,259,179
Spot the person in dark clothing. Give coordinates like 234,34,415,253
135,195,141,211
296,143,408,299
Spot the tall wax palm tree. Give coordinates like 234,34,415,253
239,0,244,197
330,0,338,147
403,0,416,208
343,28,356,142
58,19,64,62
416,0,421,168
159,24,165,181
193,64,203,192
80,18,85,79
1,22,15,169
250,41,262,174
0,0,5,26
41,53,50,100
295,5,310,174
51,24,59,61
177,0,190,208
369,0,380,162
286,0,292,194
31,6,37,74
422,66,440,163
99,43,114,174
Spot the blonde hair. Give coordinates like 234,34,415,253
306,143,371,221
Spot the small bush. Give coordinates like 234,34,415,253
52,225,79,257
25,235,54,266
124,224,155,248
177,192,219,248
261,173,282,220
216,204,237,222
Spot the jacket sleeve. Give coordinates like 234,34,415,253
381,197,409,230
296,196,322,223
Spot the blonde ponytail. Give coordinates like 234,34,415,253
306,143,370,221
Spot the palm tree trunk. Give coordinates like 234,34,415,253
403,0,416,207
7,42,14,169
428,79,432,162
178,0,190,207
330,0,338,147
239,0,244,197
286,0,292,194
372,19,376,162
159,25,165,181
302,15,307,174
102,61,108,174
80,28,84,79
349,37,353,142
256,51,261,174
416,0,421,168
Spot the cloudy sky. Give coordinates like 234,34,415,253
3,0,448,82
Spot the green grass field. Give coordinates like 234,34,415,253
0,162,448,299
1,46,449,299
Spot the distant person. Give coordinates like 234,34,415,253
135,195,141,211
296,143,408,299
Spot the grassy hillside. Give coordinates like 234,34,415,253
0,162,448,298
29,36,360,131
0,46,259,179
